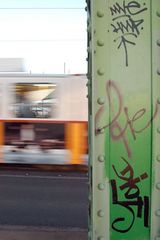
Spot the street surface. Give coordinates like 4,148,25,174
0,170,88,230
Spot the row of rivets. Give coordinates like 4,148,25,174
156,9,160,205
155,12,160,221
156,19,160,219
96,8,105,240
152,6,160,240
97,153,105,239
156,13,160,220
157,8,160,78
156,8,160,223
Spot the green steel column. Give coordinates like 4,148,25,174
150,0,160,239
88,0,157,239
88,0,110,239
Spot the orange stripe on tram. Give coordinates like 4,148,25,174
65,122,87,165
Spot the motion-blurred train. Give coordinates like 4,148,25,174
0,73,88,165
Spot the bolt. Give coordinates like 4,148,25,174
98,155,105,162
97,97,105,105
97,210,104,217
97,11,104,17
98,183,105,190
97,68,105,76
97,40,104,47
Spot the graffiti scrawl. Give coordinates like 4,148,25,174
110,1,147,66
110,157,149,232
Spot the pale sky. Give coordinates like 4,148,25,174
0,0,87,73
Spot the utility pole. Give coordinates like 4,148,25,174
64,62,66,74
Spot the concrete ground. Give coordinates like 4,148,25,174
0,226,88,240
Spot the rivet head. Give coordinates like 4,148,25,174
98,155,105,162
98,183,105,190
97,210,105,217
97,237,105,240
157,68,160,75
155,209,160,217
97,40,104,47
156,11,160,17
156,183,160,190
157,127,160,133
97,68,105,76
157,39,160,46
97,97,105,105
99,128,105,134
157,155,160,162
97,11,104,17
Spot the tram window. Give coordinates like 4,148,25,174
10,83,57,118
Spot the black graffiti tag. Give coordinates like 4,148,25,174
110,1,147,66
110,157,149,233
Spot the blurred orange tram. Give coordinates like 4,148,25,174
0,74,88,165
